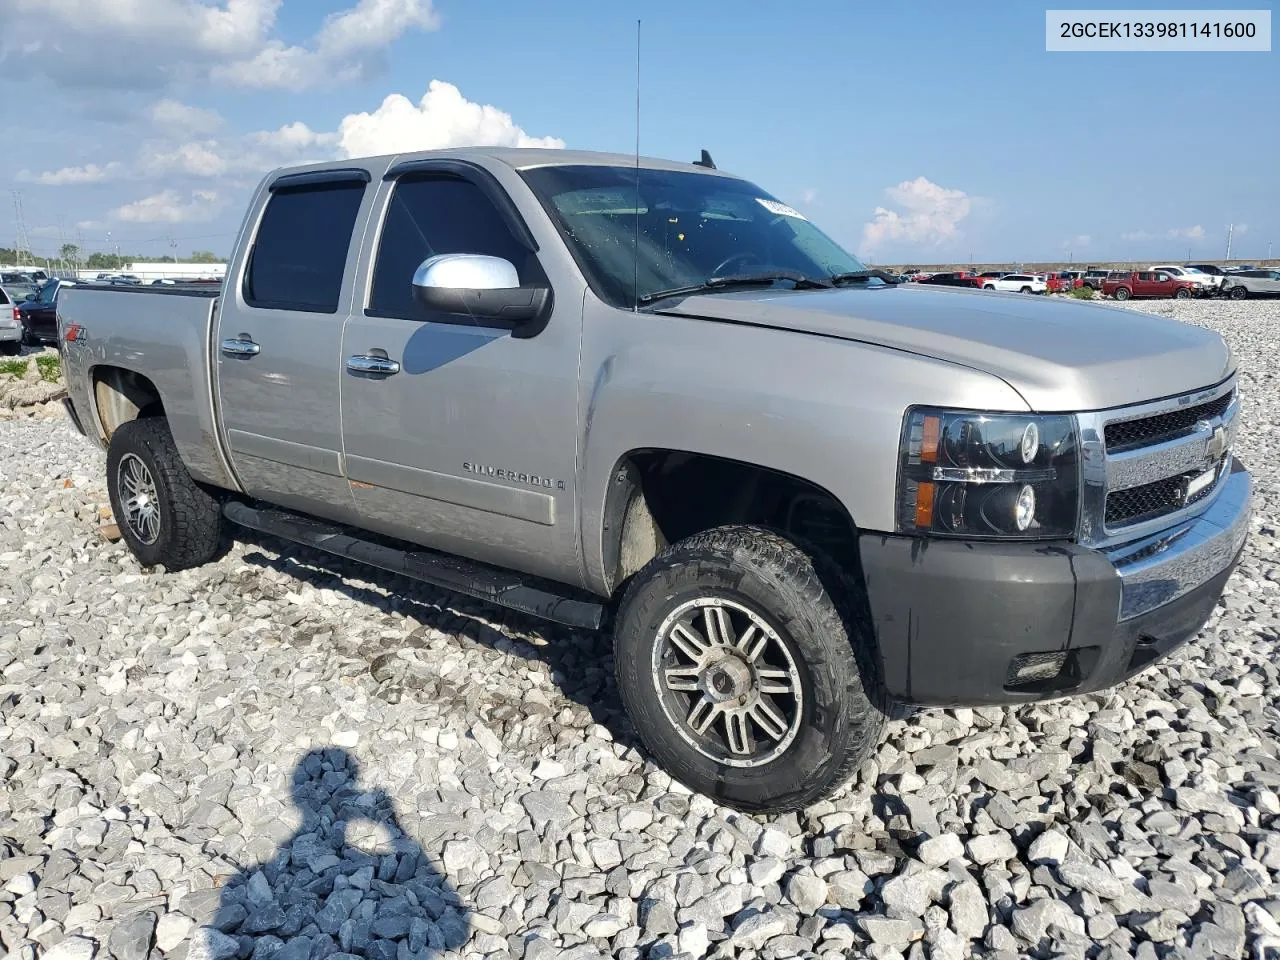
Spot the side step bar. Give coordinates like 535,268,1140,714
222,501,605,630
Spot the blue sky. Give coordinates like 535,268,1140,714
1,0,1274,264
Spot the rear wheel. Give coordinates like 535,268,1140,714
613,525,886,812
1020,286,1032,294
1229,285,1247,300
106,418,224,571
0,341,18,356
1175,287,1191,300
1114,287,1131,301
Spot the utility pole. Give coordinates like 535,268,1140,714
11,192,31,264
1225,223,1233,261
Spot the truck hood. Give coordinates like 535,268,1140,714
658,284,1232,411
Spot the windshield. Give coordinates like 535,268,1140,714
521,165,865,307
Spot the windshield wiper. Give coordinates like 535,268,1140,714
638,271,833,305
830,269,901,285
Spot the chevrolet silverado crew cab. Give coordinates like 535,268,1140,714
57,148,1251,811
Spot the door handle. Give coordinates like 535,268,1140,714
346,355,401,376
221,337,260,357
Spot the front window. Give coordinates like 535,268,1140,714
37,281,59,303
521,165,865,308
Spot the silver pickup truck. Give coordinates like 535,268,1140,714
57,148,1252,811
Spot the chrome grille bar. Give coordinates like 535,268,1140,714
1077,376,1236,549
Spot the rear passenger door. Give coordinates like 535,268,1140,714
216,168,372,523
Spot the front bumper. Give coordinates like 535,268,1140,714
860,460,1252,706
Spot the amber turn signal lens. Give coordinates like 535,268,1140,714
920,415,940,463
914,481,935,528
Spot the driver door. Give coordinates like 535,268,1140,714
339,164,582,585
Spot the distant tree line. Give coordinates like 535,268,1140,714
0,245,223,272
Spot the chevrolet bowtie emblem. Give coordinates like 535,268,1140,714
1206,423,1228,462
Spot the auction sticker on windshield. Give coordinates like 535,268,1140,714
756,198,807,220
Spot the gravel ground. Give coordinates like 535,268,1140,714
2,299,1278,960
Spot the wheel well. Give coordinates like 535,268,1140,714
603,450,862,591
92,367,164,441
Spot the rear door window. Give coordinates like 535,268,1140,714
244,180,366,313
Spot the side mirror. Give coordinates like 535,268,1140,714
411,254,552,335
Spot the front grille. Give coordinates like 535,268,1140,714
1105,468,1218,526
1104,391,1233,452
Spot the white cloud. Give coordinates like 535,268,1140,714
800,188,818,205
150,99,223,134
336,81,564,158
1063,234,1091,249
1121,229,1154,242
141,141,230,178
3,0,434,91
859,177,972,254
18,162,123,185
112,189,221,223
1235,223,1249,234
1168,225,1205,240
212,0,438,90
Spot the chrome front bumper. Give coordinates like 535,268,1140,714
1106,460,1252,620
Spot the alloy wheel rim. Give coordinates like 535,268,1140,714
652,596,803,767
118,453,161,545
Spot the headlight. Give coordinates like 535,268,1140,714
896,408,1080,539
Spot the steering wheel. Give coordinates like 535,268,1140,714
710,251,763,278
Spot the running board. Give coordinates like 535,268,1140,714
222,501,605,630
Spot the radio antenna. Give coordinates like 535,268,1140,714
632,18,641,312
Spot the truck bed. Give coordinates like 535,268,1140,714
58,284,239,491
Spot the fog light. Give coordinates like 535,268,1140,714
1007,651,1068,684
1020,422,1039,464
1014,484,1036,531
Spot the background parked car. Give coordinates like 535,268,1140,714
983,273,1047,293
17,277,74,344
1103,271,1196,300
915,271,978,287
1081,269,1110,290
1150,265,1218,291
1220,269,1280,299
0,286,20,355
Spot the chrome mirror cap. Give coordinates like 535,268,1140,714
412,254,519,291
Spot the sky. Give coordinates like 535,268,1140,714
0,0,1274,265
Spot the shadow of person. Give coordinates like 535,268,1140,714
197,748,471,960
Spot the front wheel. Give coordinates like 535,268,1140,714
1114,287,1131,301
613,525,886,812
1175,287,1191,300
19,322,37,347
106,418,225,571
983,284,995,290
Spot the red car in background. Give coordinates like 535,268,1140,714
1042,272,1075,293
1102,271,1196,301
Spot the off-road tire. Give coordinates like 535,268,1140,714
1114,287,1131,301
1230,285,1247,300
613,525,886,812
1175,287,1191,300
106,418,224,571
